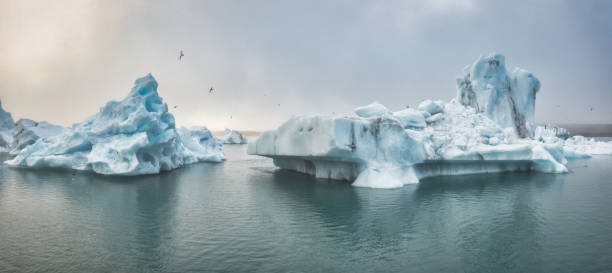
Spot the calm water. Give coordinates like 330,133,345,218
1,145,612,273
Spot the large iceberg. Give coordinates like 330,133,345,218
5,74,225,175
0,99,15,152
248,53,593,188
220,128,248,144
248,102,567,188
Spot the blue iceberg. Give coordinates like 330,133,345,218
6,74,225,175
248,54,576,188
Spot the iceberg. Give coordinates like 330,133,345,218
5,74,225,175
177,126,226,161
220,128,248,144
248,53,577,188
533,125,612,158
0,99,15,152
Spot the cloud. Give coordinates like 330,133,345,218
0,0,610,130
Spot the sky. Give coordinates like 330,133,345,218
0,0,611,131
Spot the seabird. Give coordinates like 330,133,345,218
209,86,214,93
179,50,184,60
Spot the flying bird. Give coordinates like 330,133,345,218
174,105,178,109
179,50,184,60
590,107,594,111
209,86,214,93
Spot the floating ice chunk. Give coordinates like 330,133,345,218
221,128,248,144
177,127,226,162
534,125,570,142
5,74,225,175
563,136,612,156
354,101,391,118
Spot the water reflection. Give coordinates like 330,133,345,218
2,146,611,273
415,172,563,272
3,167,184,272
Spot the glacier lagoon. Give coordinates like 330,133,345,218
1,143,612,272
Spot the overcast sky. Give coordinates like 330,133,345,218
1,0,611,131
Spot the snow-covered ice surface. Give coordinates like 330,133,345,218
0,100,15,152
249,53,611,188
221,129,248,144
5,74,225,175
